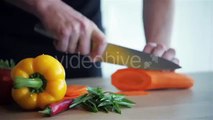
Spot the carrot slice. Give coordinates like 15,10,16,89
63,96,79,100
65,85,88,97
112,68,194,91
116,91,149,96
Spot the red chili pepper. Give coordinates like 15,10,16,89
0,59,15,105
39,99,73,116
0,69,13,104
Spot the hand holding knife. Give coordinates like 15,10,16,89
34,24,181,70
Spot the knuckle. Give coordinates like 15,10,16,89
73,23,80,32
58,28,70,39
69,24,80,38
80,17,92,31
157,44,166,50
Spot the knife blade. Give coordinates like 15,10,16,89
34,24,181,70
102,43,181,70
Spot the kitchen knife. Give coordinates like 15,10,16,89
34,24,181,70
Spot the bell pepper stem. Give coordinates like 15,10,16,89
14,77,43,89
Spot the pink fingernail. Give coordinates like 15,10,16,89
148,42,157,47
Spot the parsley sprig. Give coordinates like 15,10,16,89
70,87,135,114
0,59,15,69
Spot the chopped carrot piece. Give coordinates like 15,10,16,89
63,96,79,100
112,68,194,91
116,91,148,96
65,85,88,98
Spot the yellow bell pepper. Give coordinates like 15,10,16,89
11,54,67,110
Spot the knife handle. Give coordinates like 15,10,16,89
34,24,56,39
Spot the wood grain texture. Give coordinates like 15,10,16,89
1,72,213,120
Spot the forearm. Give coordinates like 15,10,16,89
3,0,58,19
143,0,174,48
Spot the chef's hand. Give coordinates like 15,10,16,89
37,0,106,60
143,42,179,64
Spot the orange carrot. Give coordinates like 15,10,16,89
112,68,194,91
65,85,88,98
63,96,79,100
116,91,148,96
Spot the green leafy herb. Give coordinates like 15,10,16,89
0,59,15,69
69,87,135,114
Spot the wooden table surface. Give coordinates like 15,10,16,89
1,72,213,120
